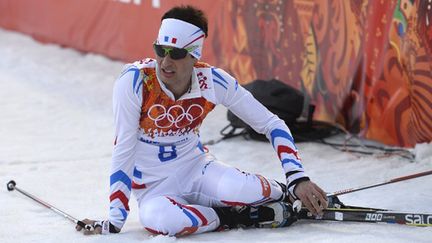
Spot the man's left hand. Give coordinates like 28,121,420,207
294,180,328,215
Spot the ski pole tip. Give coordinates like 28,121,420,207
7,180,16,191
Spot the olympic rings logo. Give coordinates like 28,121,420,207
147,104,204,129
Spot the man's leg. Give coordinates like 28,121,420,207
183,159,285,207
139,158,295,236
181,158,296,229
139,195,220,236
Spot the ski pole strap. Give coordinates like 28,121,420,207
285,172,310,200
94,220,120,234
76,221,93,231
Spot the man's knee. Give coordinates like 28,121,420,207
139,196,190,236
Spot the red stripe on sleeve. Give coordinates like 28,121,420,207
110,190,130,211
132,182,146,189
277,145,299,160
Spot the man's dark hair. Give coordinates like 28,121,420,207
161,5,208,38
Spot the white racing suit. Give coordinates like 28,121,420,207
108,58,308,236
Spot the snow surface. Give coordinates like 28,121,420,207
0,28,431,243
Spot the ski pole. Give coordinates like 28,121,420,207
6,180,93,231
328,169,432,197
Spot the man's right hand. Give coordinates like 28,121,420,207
75,219,102,235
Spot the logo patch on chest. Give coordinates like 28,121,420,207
147,104,204,129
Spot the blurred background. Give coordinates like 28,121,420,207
0,0,431,147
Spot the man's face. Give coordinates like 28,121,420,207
154,45,197,86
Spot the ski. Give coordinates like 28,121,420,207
297,207,432,227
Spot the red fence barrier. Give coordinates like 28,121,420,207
1,0,431,147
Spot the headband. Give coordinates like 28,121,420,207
156,18,205,59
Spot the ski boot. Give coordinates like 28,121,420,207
214,202,298,230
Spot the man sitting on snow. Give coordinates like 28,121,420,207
76,5,327,236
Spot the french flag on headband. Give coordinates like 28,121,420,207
158,18,205,59
164,36,177,44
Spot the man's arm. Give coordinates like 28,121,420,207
108,65,143,230
212,68,327,214
77,65,143,235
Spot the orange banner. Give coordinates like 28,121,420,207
0,0,431,147
0,0,222,62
